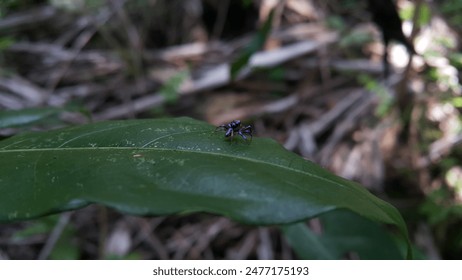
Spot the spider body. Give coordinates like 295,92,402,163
216,120,253,142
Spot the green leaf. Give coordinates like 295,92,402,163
357,74,393,117
283,209,404,259
11,215,58,242
281,222,335,260
159,70,189,104
49,223,79,260
0,36,14,50
230,52,253,80
0,117,411,257
230,9,274,80
0,107,64,129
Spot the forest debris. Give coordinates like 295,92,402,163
146,41,230,61
286,0,320,21
105,221,132,258
418,133,462,169
131,217,169,260
0,5,58,33
282,88,367,159
212,77,347,125
309,89,365,136
256,228,274,260
0,75,47,107
249,35,336,69
7,42,123,84
319,90,376,165
187,218,231,259
94,34,337,120
303,58,384,74
3,0,459,260
338,127,385,192
225,231,257,259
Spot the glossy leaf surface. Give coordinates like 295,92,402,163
0,117,410,256
282,209,404,259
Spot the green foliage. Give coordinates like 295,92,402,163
11,215,58,242
267,67,285,82
0,105,89,133
0,2,16,63
449,96,462,108
449,52,462,70
0,107,66,129
326,15,346,31
357,74,393,117
400,2,431,27
340,0,361,10
419,164,462,258
241,0,253,8
0,0,20,17
441,0,462,27
421,184,462,225
339,29,373,49
0,36,14,50
417,3,432,27
0,117,412,258
419,164,462,255
0,36,14,66
11,214,79,259
159,70,189,104
230,9,274,80
48,224,79,259
282,209,404,259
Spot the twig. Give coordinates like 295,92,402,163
145,41,230,61
212,77,346,125
37,212,72,260
257,228,274,260
0,75,47,107
226,230,257,259
94,34,337,120
131,217,167,259
303,58,384,74
45,6,114,92
0,6,57,33
8,42,116,65
309,89,366,136
188,218,230,259
319,90,376,164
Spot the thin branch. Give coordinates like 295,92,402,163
37,212,72,260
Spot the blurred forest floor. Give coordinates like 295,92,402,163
1,0,462,260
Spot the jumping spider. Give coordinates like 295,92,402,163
216,120,253,142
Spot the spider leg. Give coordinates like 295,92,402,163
215,125,227,132
225,127,234,138
238,128,253,142
242,126,253,142
238,130,247,140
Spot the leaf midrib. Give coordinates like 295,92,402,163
1,145,332,181
0,145,388,217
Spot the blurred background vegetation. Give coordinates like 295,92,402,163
0,0,461,260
